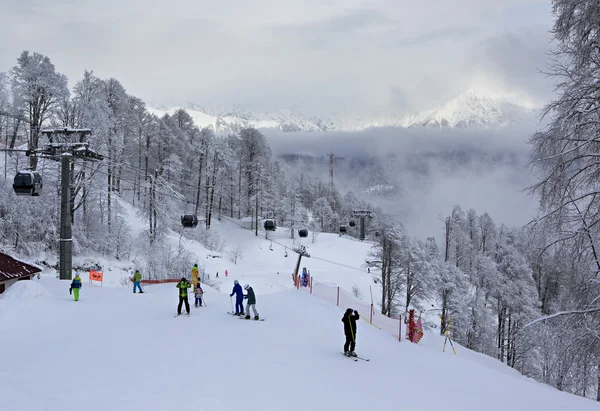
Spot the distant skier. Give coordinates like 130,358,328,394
216,272,219,278
243,284,259,320
225,269,228,277
133,270,144,294
194,283,204,307
70,273,82,302
230,280,244,316
191,264,199,289
176,277,192,315
342,308,360,357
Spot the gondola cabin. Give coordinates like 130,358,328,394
298,228,308,238
13,170,43,196
349,220,356,227
339,225,347,233
264,219,276,231
181,214,199,228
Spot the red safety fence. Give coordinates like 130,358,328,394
296,276,402,342
140,278,180,284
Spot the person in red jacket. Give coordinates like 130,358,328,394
342,308,359,357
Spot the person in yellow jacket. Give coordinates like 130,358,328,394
191,264,199,289
132,270,144,294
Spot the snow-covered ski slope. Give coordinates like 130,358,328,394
2,201,600,410
2,278,599,411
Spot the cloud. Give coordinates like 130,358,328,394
395,26,483,47
263,125,538,241
0,0,554,114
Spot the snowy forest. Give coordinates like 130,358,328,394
1,0,600,401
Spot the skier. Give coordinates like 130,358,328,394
191,264,199,289
70,273,82,302
342,308,360,357
225,269,228,277
229,280,244,316
216,272,219,278
133,270,144,294
176,277,192,315
243,284,259,320
194,283,204,307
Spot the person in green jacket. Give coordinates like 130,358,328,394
176,277,192,315
243,284,259,320
133,270,144,294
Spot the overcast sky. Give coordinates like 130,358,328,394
0,0,554,115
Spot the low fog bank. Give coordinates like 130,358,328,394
263,126,539,240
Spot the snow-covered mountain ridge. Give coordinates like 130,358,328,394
149,90,539,133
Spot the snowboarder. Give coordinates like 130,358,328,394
176,277,192,315
191,264,199,289
194,283,204,307
342,308,360,357
70,273,82,301
230,280,244,315
243,284,259,320
133,270,144,294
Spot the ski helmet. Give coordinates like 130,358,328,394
234,280,239,285
244,284,250,290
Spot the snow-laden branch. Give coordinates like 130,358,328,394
525,307,600,328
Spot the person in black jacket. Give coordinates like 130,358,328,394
342,308,360,357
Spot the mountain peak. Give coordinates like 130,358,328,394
400,90,536,129
149,90,537,133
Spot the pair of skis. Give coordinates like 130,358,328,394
174,313,191,317
342,352,370,362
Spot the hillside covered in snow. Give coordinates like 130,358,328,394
149,90,538,133
2,214,600,411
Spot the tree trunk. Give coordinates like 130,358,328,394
9,119,21,149
218,194,222,221
440,291,448,335
444,216,451,262
207,158,218,228
381,239,388,315
237,163,242,219
107,164,112,233
596,365,600,401
194,153,204,215
205,173,210,226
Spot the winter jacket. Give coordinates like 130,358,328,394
71,276,82,289
244,287,256,305
230,283,243,299
133,271,142,282
176,280,191,297
191,267,199,282
195,286,204,297
342,311,359,339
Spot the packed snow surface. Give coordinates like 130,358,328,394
1,276,599,411
0,279,47,300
